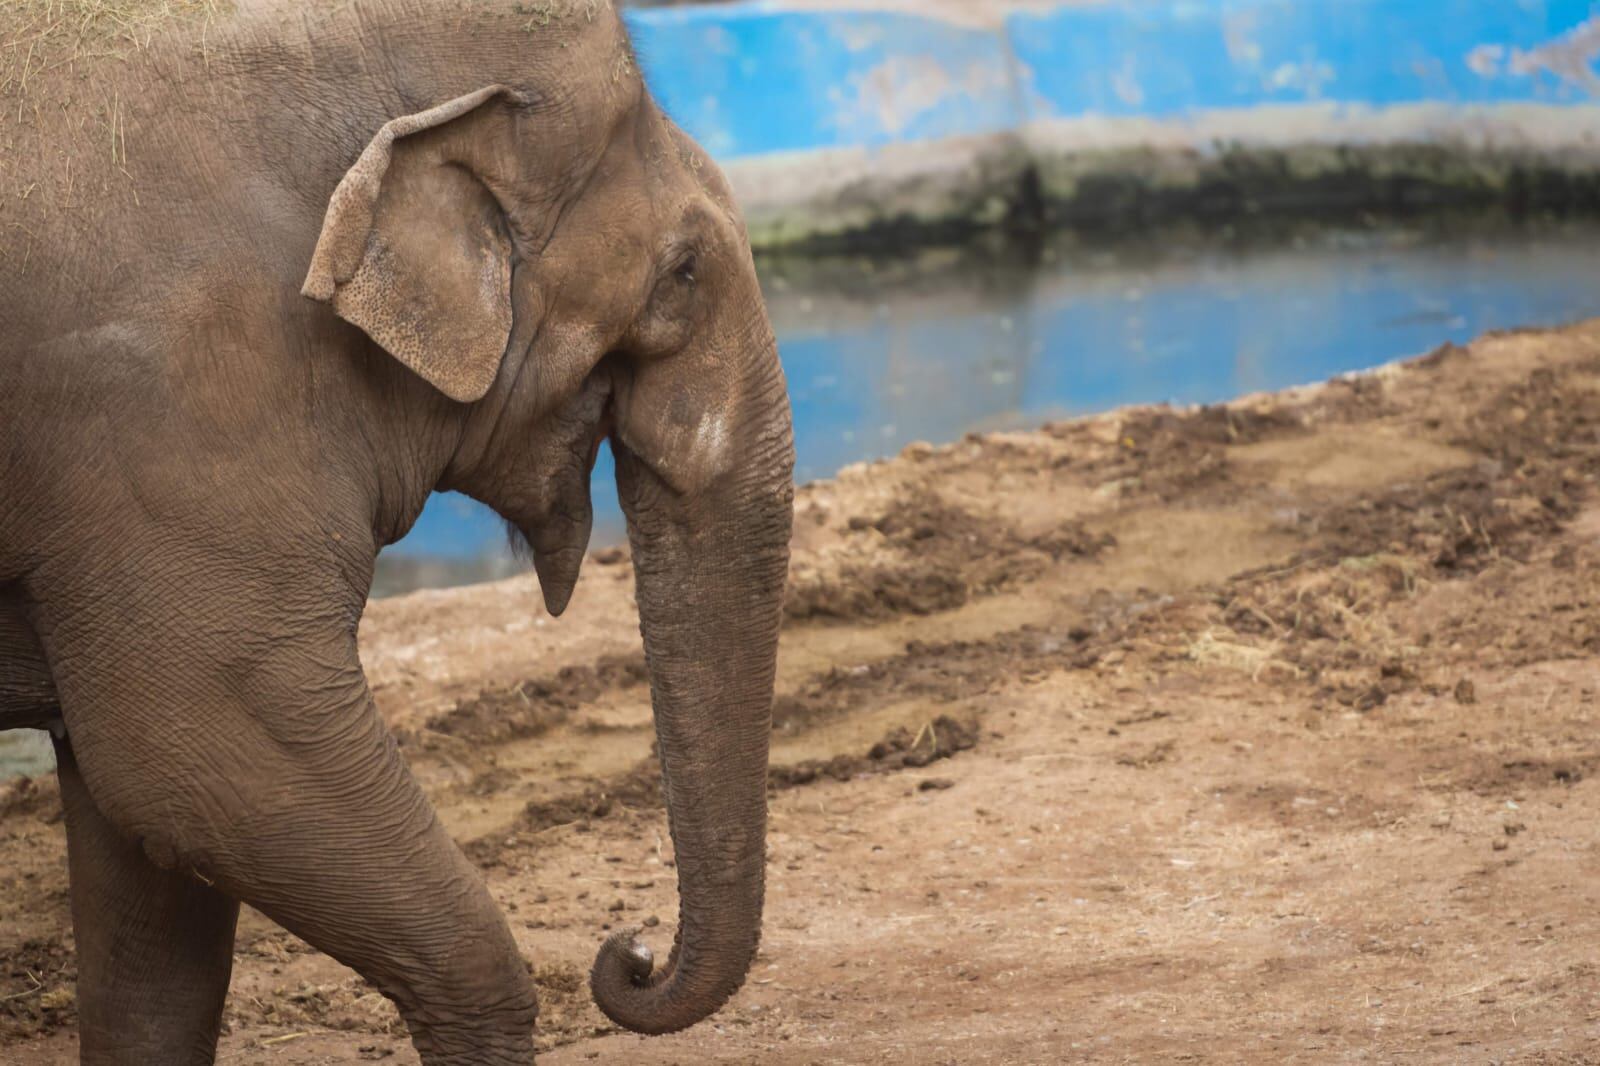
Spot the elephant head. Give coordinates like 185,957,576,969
300,42,794,1037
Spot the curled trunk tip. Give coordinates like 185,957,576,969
590,927,720,1036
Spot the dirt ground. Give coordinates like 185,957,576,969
6,321,1600,1063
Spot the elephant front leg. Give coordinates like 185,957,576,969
44,600,540,1066
55,737,239,1066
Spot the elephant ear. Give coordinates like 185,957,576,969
303,86,528,403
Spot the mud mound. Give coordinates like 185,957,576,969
769,714,978,787
516,759,665,836
470,716,981,865
1060,402,1309,501
422,654,647,746
773,625,1108,735
528,960,612,1052
1457,753,1600,796
1305,359,1600,571
1460,363,1600,473
786,492,1112,623
1307,467,1570,573
1110,350,1600,711
1418,540,1600,670
227,976,398,1038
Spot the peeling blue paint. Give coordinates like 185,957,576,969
1011,0,1600,118
626,3,1020,158
624,0,1600,161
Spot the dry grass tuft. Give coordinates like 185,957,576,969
1187,630,1301,682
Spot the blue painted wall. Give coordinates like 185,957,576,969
625,0,1600,161
629,5,1020,156
1013,0,1600,118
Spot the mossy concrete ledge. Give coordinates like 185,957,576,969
625,0,1600,248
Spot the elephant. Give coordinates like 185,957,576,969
0,1,794,1063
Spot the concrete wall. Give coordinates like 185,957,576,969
624,0,1600,245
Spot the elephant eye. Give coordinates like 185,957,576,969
672,252,697,286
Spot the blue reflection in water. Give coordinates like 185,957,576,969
388,222,1600,586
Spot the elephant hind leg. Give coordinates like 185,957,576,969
55,737,239,1066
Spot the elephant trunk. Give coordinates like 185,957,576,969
590,363,793,1036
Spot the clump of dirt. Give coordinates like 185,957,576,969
422,654,647,746
1419,540,1600,669
227,976,398,1037
1460,364,1600,474
1457,753,1600,797
1157,353,1600,709
530,960,611,1053
770,714,978,787
786,562,968,621
0,774,59,823
1205,559,1419,709
1306,466,1572,573
0,937,75,1040
237,929,316,963
773,625,1106,735
785,492,1112,623
472,715,980,864
518,759,665,834
1069,403,1308,500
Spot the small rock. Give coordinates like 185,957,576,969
1492,839,1509,852
1454,679,1477,705
643,915,660,928
918,777,956,792
608,899,626,912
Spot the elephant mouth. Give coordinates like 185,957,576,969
588,409,612,472
501,385,616,616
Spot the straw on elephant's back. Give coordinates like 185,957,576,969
1,0,234,78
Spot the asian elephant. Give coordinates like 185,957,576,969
0,1,794,1063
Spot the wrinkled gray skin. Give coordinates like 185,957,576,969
0,2,794,1062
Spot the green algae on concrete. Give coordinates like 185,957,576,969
730,123,1600,252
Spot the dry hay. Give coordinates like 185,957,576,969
1,0,232,97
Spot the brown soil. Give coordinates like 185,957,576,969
7,321,1600,1062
